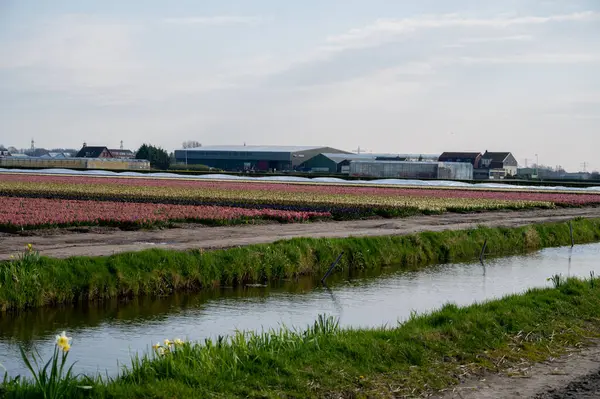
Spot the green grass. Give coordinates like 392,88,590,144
2,218,600,312
4,276,600,398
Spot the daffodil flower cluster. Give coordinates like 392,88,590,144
55,331,72,352
152,338,185,356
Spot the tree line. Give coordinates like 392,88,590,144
135,144,171,170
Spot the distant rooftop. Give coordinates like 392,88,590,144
439,152,481,159
321,153,439,161
482,151,512,162
179,145,337,153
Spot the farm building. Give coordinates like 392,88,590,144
40,152,71,159
438,152,482,168
0,156,150,170
349,161,473,180
174,145,348,172
476,151,518,179
75,145,135,159
299,153,441,173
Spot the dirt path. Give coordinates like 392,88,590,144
1,207,599,260
437,342,600,399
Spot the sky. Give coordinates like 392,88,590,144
1,0,599,171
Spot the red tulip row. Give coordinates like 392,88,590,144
1,173,599,205
0,197,330,231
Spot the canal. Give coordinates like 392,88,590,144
1,243,599,377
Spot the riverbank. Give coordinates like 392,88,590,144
2,217,600,312
4,276,600,398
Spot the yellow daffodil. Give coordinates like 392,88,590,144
164,339,172,346
27,243,33,251
157,347,165,356
55,331,71,349
174,338,184,346
62,343,71,353
152,342,161,350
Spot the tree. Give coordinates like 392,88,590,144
135,144,170,170
182,140,202,149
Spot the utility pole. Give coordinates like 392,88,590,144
535,154,539,179
581,162,588,172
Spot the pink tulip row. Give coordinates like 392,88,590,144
0,197,330,229
2,173,600,205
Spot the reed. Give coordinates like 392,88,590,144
2,218,600,312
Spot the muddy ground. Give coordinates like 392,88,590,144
1,207,599,260
438,342,600,399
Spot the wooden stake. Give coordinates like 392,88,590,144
321,252,344,284
479,239,488,264
569,221,574,248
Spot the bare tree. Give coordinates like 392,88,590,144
182,140,202,149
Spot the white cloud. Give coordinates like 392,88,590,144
454,53,600,65
0,14,244,104
325,11,599,51
163,16,264,26
459,34,534,44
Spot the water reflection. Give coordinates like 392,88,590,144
1,243,599,377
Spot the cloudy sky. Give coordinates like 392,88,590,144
1,0,599,171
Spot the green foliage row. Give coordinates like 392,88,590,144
2,218,600,312
135,144,170,170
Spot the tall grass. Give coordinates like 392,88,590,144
2,218,600,311
3,277,600,398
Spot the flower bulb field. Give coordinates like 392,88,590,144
1,173,600,232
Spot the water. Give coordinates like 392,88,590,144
1,243,600,377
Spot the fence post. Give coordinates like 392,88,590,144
321,252,344,284
479,239,488,265
569,221,574,248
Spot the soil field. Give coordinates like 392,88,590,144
1,207,599,260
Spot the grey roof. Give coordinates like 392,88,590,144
321,153,440,163
320,153,380,163
179,145,331,153
482,152,512,162
439,152,481,160
350,160,440,165
76,146,109,158
109,149,133,154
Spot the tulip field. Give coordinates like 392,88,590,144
0,197,329,231
1,173,600,231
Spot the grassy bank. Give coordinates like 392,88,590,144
2,218,600,312
4,276,600,398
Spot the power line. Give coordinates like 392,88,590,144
581,162,589,172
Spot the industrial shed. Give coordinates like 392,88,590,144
349,161,473,180
173,145,348,172
299,153,441,174
299,153,380,173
